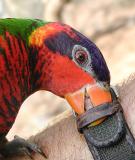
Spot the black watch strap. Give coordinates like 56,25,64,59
77,88,135,160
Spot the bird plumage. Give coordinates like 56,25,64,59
0,18,110,137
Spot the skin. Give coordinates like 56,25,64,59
6,75,135,160
0,18,110,152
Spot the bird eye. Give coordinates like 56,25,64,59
72,45,93,75
75,50,88,65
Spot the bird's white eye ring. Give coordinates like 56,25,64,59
72,45,90,67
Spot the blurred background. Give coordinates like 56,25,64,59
0,0,135,139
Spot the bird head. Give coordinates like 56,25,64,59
29,22,112,115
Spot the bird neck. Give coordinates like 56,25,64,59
28,45,51,93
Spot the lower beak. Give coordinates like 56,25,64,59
65,83,112,115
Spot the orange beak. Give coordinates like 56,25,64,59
65,83,112,115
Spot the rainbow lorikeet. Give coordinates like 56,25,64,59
0,18,111,158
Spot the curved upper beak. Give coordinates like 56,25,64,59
65,83,112,115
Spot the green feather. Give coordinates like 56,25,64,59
0,18,49,44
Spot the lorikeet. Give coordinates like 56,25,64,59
0,18,111,158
